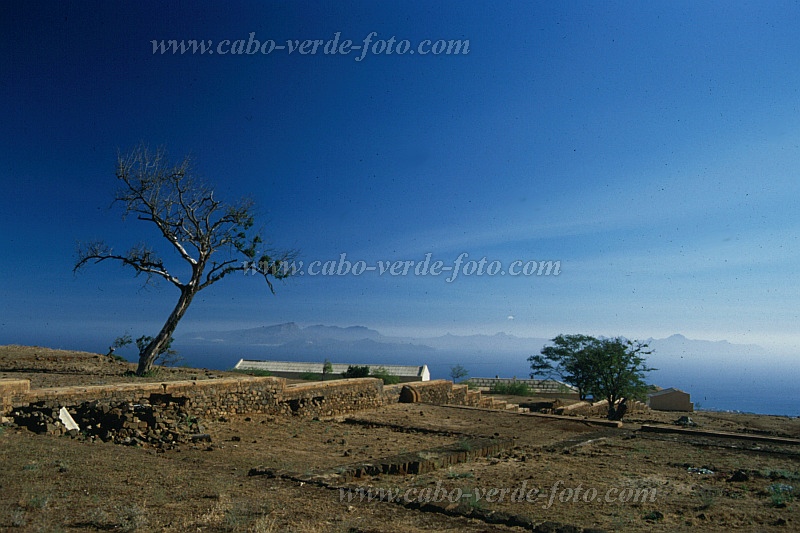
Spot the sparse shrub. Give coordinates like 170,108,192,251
299,372,318,381
107,333,183,369
761,469,800,481
461,487,485,510
456,438,473,452
120,504,148,532
697,487,717,510
250,514,277,533
446,468,474,479
26,494,49,510
371,367,400,385
179,413,198,426
10,506,26,527
136,335,183,368
107,334,132,360
490,382,530,396
223,505,246,531
768,483,795,507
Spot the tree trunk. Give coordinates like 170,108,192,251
606,395,618,420
136,285,196,375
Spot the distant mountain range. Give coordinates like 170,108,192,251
176,323,767,378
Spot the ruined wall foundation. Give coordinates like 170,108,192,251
1,377,484,433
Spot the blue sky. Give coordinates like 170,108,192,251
2,1,800,356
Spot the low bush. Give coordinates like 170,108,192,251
490,382,530,396
342,365,370,379
371,367,400,385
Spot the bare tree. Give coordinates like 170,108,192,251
75,145,295,375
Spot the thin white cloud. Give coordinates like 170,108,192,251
381,132,800,258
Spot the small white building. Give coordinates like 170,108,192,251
647,388,693,412
234,359,430,382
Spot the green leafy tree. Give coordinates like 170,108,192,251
74,145,295,376
341,365,370,379
528,334,597,400
588,337,654,419
449,364,469,383
371,366,400,385
322,359,333,381
529,334,655,419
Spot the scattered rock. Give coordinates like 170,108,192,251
10,398,208,449
728,470,749,482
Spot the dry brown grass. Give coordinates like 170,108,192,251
1,345,799,532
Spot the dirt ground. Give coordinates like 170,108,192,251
1,345,798,532
0,345,242,388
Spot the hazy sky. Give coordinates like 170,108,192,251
3,1,799,355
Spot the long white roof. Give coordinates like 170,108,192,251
234,359,429,378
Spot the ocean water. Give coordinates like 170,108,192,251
20,328,795,417
180,347,799,418
426,357,800,417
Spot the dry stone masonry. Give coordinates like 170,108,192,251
1,377,496,446
10,397,207,447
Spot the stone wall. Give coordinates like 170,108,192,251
277,378,385,417
466,377,580,399
1,376,483,422
555,398,649,417
382,381,483,407
3,376,285,419
1,379,30,419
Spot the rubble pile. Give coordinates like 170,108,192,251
10,395,210,448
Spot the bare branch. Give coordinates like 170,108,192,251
74,240,183,288
77,144,297,375
200,247,298,292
